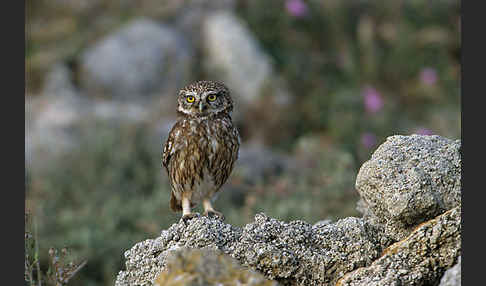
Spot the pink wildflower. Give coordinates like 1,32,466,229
362,86,384,113
285,0,308,17
420,67,438,86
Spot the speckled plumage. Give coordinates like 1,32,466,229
162,80,240,220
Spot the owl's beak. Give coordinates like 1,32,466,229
199,102,207,113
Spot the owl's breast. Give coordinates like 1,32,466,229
167,116,239,202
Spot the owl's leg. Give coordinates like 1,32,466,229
202,198,225,221
180,193,198,224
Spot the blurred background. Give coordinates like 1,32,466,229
25,0,460,285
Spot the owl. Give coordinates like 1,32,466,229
162,80,240,222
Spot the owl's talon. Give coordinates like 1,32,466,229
204,210,225,221
180,213,199,225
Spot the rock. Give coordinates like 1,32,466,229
336,206,461,286
153,248,278,286
80,18,193,100
42,63,78,98
235,143,292,185
173,0,236,48
201,11,292,139
27,66,165,172
439,256,461,286
202,11,273,106
27,62,83,168
235,214,383,286
355,135,461,241
26,92,89,169
115,214,384,286
115,215,242,286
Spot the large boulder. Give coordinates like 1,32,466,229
355,135,461,241
79,18,194,100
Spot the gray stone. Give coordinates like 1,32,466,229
80,18,193,99
115,214,384,286
27,83,163,173
439,256,461,286
26,92,88,169
336,206,461,286
201,11,291,125
173,0,236,48
42,63,78,98
202,12,271,105
355,135,461,241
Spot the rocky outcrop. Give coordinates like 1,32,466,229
115,214,384,286
336,206,461,286
355,135,461,241
115,134,461,286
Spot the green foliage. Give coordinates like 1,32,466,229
237,0,460,161
27,122,178,286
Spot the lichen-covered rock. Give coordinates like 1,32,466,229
336,206,461,286
439,256,461,286
235,214,384,286
355,135,461,240
115,214,385,286
153,248,278,286
115,215,241,286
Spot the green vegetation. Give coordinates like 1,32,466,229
238,0,460,160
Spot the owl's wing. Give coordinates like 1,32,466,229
162,121,182,171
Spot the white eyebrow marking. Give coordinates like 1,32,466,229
201,90,219,98
184,91,198,97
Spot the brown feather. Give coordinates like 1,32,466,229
170,192,182,212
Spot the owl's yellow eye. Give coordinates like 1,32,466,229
208,94,217,101
186,96,195,103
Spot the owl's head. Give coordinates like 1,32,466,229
177,80,233,117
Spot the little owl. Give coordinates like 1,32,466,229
162,80,240,222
